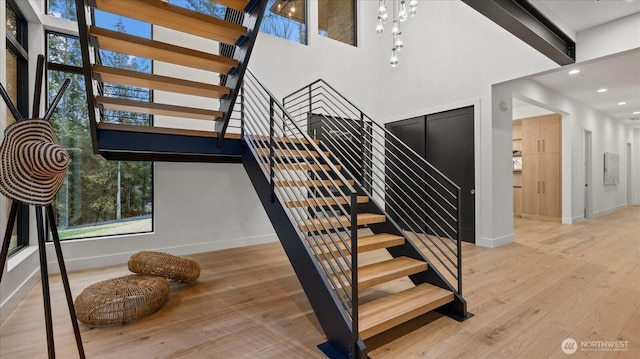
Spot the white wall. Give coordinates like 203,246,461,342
577,13,640,62
634,128,640,205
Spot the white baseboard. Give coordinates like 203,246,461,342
0,268,40,324
564,216,585,224
593,204,628,218
632,201,640,206
477,233,514,248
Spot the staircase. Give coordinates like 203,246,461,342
241,71,471,358
75,0,267,162
75,2,470,357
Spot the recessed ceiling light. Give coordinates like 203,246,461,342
568,69,580,75
618,101,627,105
597,88,608,93
634,111,640,115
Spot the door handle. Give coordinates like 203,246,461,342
542,139,545,152
537,181,540,193
471,189,475,195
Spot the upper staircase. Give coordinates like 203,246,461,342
75,0,267,162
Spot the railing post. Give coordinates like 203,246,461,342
350,192,359,359
359,112,366,192
240,84,245,140
269,98,275,203
457,187,463,295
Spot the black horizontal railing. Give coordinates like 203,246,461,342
283,80,464,295
239,69,361,358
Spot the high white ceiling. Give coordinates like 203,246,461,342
518,1,640,126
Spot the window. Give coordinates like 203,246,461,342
47,0,77,21
261,0,307,44
318,0,356,46
46,30,153,240
5,0,29,255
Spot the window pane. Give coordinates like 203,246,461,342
261,0,307,44
5,48,18,124
46,32,154,240
6,3,18,39
318,0,356,46
168,0,225,19
48,0,77,21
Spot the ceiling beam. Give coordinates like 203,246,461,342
462,0,575,65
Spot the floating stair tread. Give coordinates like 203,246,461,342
96,96,222,121
89,26,238,74
213,0,250,12
359,283,454,339
286,196,369,208
255,148,330,158
98,122,241,139
268,163,342,172
315,233,405,258
299,213,386,232
353,257,429,291
93,0,247,45
247,135,320,145
93,65,230,98
274,179,355,187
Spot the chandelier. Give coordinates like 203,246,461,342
376,0,418,67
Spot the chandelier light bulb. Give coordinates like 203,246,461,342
392,20,400,35
376,17,384,35
390,48,399,67
378,0,388,22
399,0,408,22
394,33,404,50
409,0,418,16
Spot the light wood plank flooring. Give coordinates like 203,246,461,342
0,207,638,358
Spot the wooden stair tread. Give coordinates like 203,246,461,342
354,257,428,291
247,135,320,145
213,0,251,12
315,233,405,258
359,283,454,339
255,148,330,158
268,163,342,172
93,65,230,98
286,196,369,208
98,122,241,139
299,213,386,231
93,0,247,45
96,96,222,121
274,179,355,187
90,26,238,74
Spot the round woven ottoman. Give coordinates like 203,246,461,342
128,251,200,283
75,274,170,327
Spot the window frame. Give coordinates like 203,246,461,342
5,0,30,256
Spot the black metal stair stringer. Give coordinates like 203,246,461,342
242,143,367,359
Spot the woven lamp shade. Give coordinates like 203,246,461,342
128,251,201,283
0,119,69,205
75,274,170,327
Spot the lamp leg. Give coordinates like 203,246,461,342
46,205,86,359
0,201,19,283
36,206,55,359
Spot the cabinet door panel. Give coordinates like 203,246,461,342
540,152,561,217
522,118,539,154
513,187,522,215
522,154,540,215
539,115,561,153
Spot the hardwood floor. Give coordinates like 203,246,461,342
1,207,638,358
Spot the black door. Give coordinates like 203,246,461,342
385,117,426,232
426,106,475,243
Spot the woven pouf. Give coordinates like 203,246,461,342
75,274,170,327
128,251,201,283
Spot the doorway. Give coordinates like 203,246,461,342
628,143,632,206
385,106,475,243
584,130,593,219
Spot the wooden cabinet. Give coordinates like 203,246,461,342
519,114,561,220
